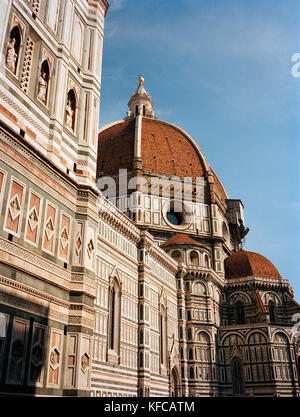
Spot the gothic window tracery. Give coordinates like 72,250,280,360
196,331,211,381
247,332,269,382
272,332,293,381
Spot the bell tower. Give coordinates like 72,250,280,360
0,0,108,396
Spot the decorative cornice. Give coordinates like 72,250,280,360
224,276,293,295
98,195,140,244
0,275,70,308
185,265,225,288
140,230,178,274
0,236,71,285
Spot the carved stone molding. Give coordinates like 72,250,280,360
0,288,68,324
0,237,71,283
68,315,93,328
0,275,69,309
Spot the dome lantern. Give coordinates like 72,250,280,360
127,74,155,118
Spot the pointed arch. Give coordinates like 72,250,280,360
107,274,122,363
159,303,167,369
231,356,245,396
170,366,181,397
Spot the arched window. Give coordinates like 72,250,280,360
273,332,293,381
248,332,269,381
197,331,211,381
160,305,167,368
65,89,77,131
108,277,121,360
171,250,182,263
203,253,210,267
143,105,146,116
234,301,245,324
231,357,245,396
190,251,199,266
189,367,194,379
268,300,277,323
170,367,180,397
187,327,192,340
135,105,139,116
189,348,193,360
37,60,50,104
6,26,22,75
194,281,206,295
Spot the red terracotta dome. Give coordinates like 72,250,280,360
210,167,228,202
97,77,228,207
97,118,136,176
224,249,282,280
97,117,207,178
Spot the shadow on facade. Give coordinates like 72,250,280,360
0,293,49,397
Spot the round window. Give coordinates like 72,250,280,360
163,199,192,230
166,209,183,226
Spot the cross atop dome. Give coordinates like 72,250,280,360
127,74,155,118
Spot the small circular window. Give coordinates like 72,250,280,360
163,199,192,230
166,208,183,226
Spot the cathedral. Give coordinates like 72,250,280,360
0,0,300,398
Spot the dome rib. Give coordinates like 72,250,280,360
98,117,214,180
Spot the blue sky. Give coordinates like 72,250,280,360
99,0,300,299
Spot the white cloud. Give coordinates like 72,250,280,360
155,108,173,119
102,65,126,80
109,0,127,12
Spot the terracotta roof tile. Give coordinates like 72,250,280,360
97,117,207,179
161,233,201,247
210,167,228,203
225,249,282,280
97,118,135,176
141,118,205,177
